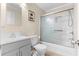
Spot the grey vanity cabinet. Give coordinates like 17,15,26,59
3,49,19,56
1,39,31,56
19,45,31,56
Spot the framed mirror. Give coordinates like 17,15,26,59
6,3,22,26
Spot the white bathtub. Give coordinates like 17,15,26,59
42,42,77,56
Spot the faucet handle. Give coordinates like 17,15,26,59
71,40,79,46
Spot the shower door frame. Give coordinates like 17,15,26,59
40,4,78,55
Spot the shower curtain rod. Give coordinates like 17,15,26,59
42,8,73,16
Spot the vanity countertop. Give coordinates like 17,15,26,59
0,35,37,45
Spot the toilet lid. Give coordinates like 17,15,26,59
34,44,47,50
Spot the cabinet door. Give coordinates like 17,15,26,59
20,45,31,56
2,49,19,56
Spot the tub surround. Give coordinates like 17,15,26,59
42,42,77,56
45,49,63,56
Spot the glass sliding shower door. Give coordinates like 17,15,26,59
40,9,74,48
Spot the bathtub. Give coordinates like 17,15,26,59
42,42,77,56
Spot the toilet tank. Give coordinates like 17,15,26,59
31,35,40,46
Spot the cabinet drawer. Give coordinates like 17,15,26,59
2,49,19,56
20,45,31,56
1,39,31,54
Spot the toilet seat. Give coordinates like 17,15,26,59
34,44,47,50
33,44,47,56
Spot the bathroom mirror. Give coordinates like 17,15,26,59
6,3,22,26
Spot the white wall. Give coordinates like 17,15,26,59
21,3,45,36
0,3,45,37
74,3,79,56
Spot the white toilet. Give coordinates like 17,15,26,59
31,35,47,56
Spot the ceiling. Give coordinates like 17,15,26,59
36,3,67,12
